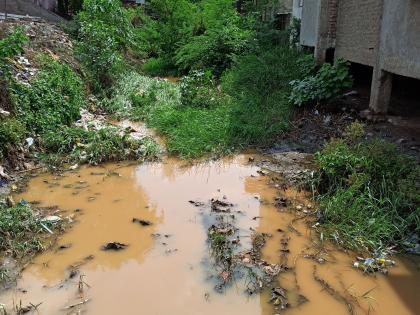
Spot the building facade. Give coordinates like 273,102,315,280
300,0,420,113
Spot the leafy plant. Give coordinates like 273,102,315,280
289,58,353,106
12,56,84,134
175,16,254,76
0,119,25,159
0,27,28,62
179,70,220,108
76,0,135,90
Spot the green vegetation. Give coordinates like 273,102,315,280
0,202,44,258
290,59,353,106
13,56,84,134
0,119,25,160
313,124,420,252
42,126,158,165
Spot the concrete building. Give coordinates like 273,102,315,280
300,0,420,114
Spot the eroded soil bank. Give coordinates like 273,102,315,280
0,155,419,314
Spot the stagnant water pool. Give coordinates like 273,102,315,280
1,155,419,314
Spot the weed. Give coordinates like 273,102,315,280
12,55,84,134
290,59,353,106
0,119,25,160
0,202,44,258
313,139,420,252
42,126,159,164
0,27,28,63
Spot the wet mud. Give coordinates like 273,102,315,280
0,155,419,314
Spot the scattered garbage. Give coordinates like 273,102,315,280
25,137,34,148
101,242,128,251
353,256,396,274
42,215,62,223
132,218,153,226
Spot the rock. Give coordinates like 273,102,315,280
0,109,10,117
0,166,10,180
42,215,62,223
102,242,128,251
132,218,153,226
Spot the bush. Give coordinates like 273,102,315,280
13,56,84,134
175,17,254,76
76,0,134,90
0,119,25,159
179,70,220,108
314,138,420,252
142,57,177,77
0,27,28,62
289,58,353,106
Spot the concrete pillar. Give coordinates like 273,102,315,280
369,68,393,114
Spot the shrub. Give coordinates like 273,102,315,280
0,119,25,159
142,57,177,77
175,17,254,76
289,58,353,106
314,139,420,252
13,56,84,134
0,27,28,62
76,0,134,90
179,70,220,108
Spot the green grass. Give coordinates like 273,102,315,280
104,72,234,158
0,202,44,258
313,136,420,253
42,126,159,165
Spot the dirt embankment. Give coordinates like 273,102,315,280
271,95,420,161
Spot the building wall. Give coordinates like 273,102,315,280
300,0,319,47
33,0,57,11
292,0,302,19
379,0,420,80
335,0,383,66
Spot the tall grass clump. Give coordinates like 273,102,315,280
222,47,314,146
313,124,420,253
104,72,233,158
0,202,44,258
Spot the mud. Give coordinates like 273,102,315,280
0,155,419,315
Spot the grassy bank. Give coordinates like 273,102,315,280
312,124,420,253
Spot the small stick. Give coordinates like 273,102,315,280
63,299,90,310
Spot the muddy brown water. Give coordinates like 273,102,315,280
1,155,419,314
